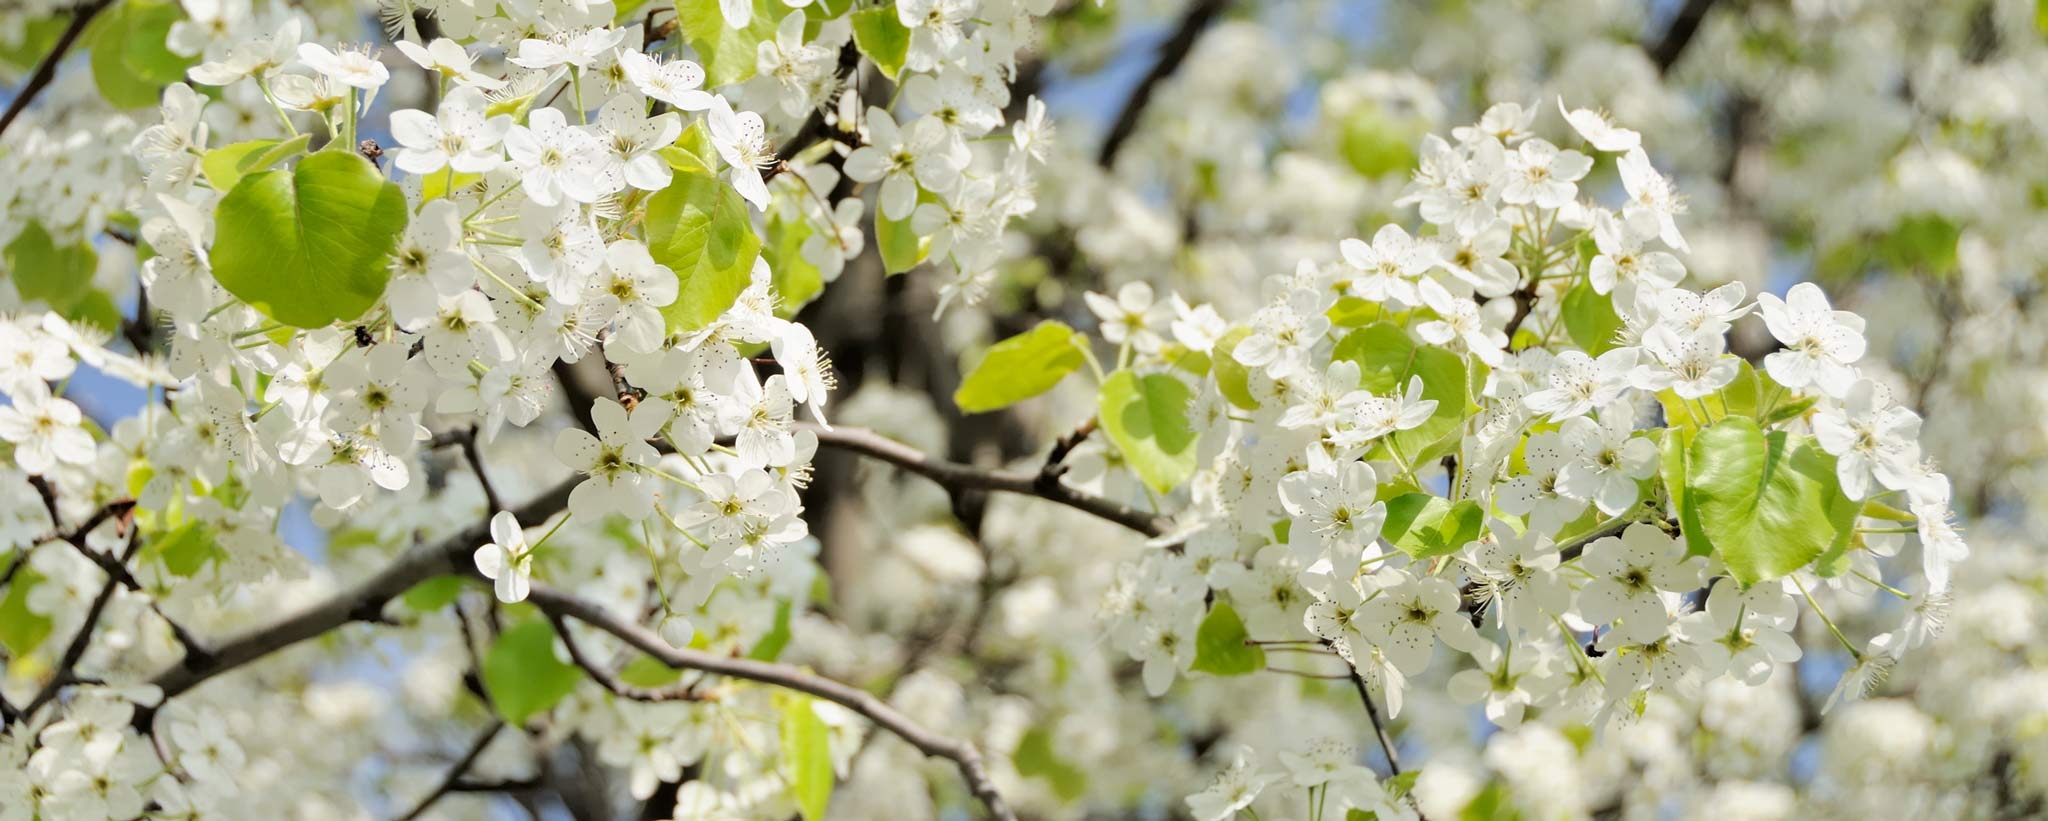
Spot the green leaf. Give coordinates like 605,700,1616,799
0,566,53,657
659,122,718,175
1339,104,1422,179
746,599,794,661
1877,212,1960,276
84,0,195,109
850,8,911,79
765,211,822,318
1331,322,1468,458
1683,417,1856,585
203,141,278,192
65,290,122,331
1661,427,1711,557
1210,326,1260,410
482,618,584,725
202,134,313,194
1659,361,1813,432
1013,724,1089,801
400,575,467,612
147,520,222,577
876,199,928,275
1190,601,1264,676
1381,493,1484,558
953,321,1086,413
1097,369,1199,495
776,692,833,821
119,0,196,84
1561,280,1623,355
618,654,684,687
675,0,778,86
211,150,407,328
4,220,98,311
647,169,761,332
0,17,68,71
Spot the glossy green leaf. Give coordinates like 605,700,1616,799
776,692,833,821
0,566,53,657
1013,725,1089,801
1331,322,1468,457
148,520,222,577
4,220,98,312
0,17,67,71
647,169,761,332
211,150,407,328
1381,493,1484,558
1683,417,1856,584
1190,600,1264,676
1339,104,1422,179
1210,326,1260,410
1659,360,1814,431
1097,369,1199,495
1660,427,1711,557
676,0,778,86
953,321,1086,413
65,290,122,331
202,134,312,194
1561,280,1623,355
850,8,910,79
618,654,685,687
746,599,794,661
400,575,467,612
482,618,584,725
765,211,822,318
876,200,928,275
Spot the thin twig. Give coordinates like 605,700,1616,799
396,722,506,821
455,427,503,514
1345,668,1404,777
1096,0,1231,167
797,422,1170,537
1645,0,1721,74
544,612,708,703
17,528,140,722
0,0,119,139
527,584,1018,821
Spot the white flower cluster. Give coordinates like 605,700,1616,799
1091,103,1960,740
2,0,1056,815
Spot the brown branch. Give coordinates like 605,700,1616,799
0,0,118,139
1096,0,1231,168
140,477,578,708
761,42,861,182
544,611,708,703
553,360,600,434
798,422,1171,537
17,528,140,722
1645,0,1720,75
397,722,506,821
525,584,1018,821
454,426,504,515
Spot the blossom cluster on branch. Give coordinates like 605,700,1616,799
0,0,2033,819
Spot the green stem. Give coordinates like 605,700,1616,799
1793,575,1860,658
254,75,299,138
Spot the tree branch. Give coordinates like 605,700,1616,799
18,527,140,722
0,0,118,139
397,722,506,821
1645,0,1720,75
141,477,578,707
525,584,1018,821
545,612,708,703
1096,0,1231,168
797,422,1171,537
